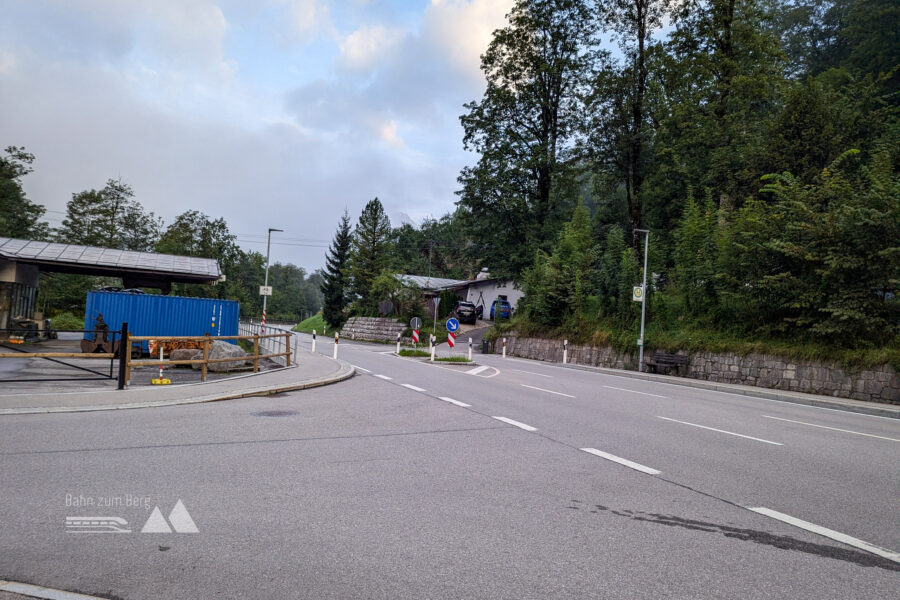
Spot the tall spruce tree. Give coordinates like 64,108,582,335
321,210,353,328
349,198,392,314
0,146,48,239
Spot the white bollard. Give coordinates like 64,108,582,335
396,332,401,354
333,332,339,360
563,339,568,364
468,337,473,362
430,335,436,362
502,337,507,359
312,329,317,354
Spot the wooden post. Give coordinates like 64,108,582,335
285,331,291,367
253,333,259,373
201,333,210,382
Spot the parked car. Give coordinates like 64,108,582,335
454,301,478,324
490,299,512,320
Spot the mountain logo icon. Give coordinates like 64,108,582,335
141,500,199,533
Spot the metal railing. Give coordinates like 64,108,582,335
239,322,294,366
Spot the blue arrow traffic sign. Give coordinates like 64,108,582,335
446,318,460,333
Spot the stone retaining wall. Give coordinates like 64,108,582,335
340,317,406,342
499,334,899,404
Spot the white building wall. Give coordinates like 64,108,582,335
465,280,523,314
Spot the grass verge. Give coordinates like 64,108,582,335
293,312,327,334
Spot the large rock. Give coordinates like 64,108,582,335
169,348,201,364
191,340,249,372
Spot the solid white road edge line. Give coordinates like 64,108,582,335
604,385,667,398
657,416,783,446
438,396,471,407
521,384,575,398
466,365,490,375
401,384,426,392
580,447,661,475
0,580,108,600
492,416,538,431
762,415,899,442
373,374,393,381
352,365,371,373
747,507,900,564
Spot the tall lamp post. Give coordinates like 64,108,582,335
262,227,283,334
634,228,650,372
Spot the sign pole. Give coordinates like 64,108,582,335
635,229,650,372
261,227,283,335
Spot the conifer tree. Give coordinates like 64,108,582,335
321,210,353,328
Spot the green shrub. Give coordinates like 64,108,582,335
51,312,84,331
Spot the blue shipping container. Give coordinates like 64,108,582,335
84,291,240,353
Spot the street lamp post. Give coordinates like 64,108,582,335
262,227,283,334
634,228,650,372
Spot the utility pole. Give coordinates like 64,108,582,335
262,227,283,335
634,229,650,371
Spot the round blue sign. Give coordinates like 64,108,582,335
446,318,460,333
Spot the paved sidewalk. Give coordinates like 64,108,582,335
558,362,900,418
0,352,354,415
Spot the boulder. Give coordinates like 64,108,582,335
169,348,201,364
192,340,249,372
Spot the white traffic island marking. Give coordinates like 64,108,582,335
466,365,490,375
373,374,393,381
603,385,667,398
352,365,372,373
401,383,426,392
657,416,783,446
492,416,538,431
438,396,471,407
762,416,900,442
747,507,900,564
580,448,661,475
521,384,575,398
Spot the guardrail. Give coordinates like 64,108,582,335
125,332,291,384
239,322,294,366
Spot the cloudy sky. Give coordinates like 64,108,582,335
0,0,514,270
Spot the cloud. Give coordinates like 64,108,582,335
338,25,403,72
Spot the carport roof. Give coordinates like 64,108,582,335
0,237,222,283
395,274,470,291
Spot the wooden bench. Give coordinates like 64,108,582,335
647,351,689,376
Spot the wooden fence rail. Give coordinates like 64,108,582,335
125,332,291,384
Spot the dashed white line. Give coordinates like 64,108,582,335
401,384,426,392
466,365,490,375
762,416,899,442
579,448,661,475
352,365,371,373
521,384,575,398
603,385,667,398
373,374,392,381
747,507,900,564
438,396,471,407
492,416,538,431
511,369,553,378
657,416,783,446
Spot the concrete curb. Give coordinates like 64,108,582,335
555,362,900,419
0,361,356,415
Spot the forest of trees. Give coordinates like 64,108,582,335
323,0,897,358
0,151,322,322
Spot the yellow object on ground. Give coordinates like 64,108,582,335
151,378,171,385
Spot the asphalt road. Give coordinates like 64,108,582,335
0,335,897,599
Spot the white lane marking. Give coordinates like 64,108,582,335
401,384,426,392
373,374,393,381
657,416,783,446
352,365,371,373
492,416,538,431
0,579,108,600
438,396,471,407
466,365,490,375
762,415,899,442
378,351,395,355
521,384,575,398
580,448,661,475
511,369,553,378
747,507,900,564
603,385,667,398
